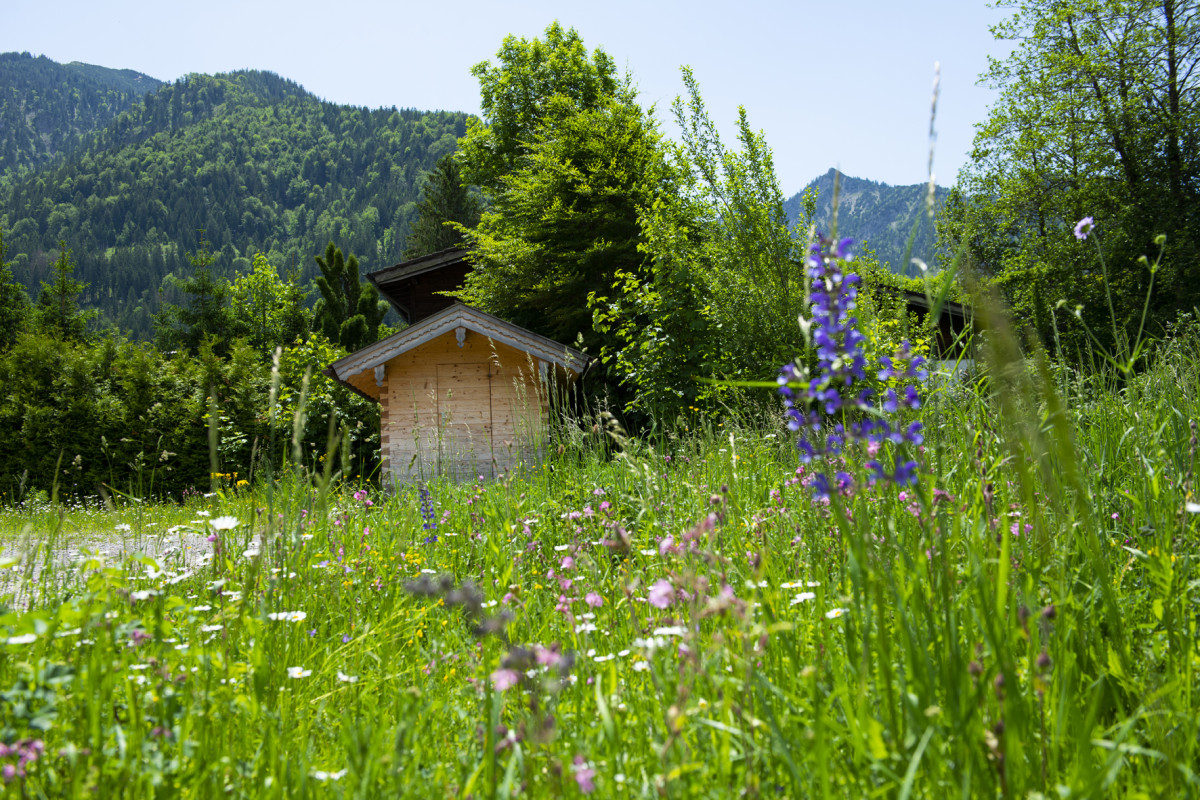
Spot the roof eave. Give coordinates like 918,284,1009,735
321,367,380,404
326,303,589,386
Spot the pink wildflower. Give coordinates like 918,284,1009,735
490,669,521,691
535,645,563,667
573,755,596,794
648,579,675,609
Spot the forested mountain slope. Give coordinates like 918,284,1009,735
0,52,163,176
784,169,949,276
0,66,470,337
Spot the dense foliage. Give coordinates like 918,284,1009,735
0,326,380,503
0,52,162,177
0,68,469,337
591,69,814,418
453,23,658,355
941,0,1200,350
0,231,380,501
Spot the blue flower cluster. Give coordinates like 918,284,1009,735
778,236,927,498
419,483,438,543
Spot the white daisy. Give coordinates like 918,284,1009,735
652,626,688,637
309,769,347,781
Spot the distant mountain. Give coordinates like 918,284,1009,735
0,63,470,337
784,169,949,276
0,52,164,176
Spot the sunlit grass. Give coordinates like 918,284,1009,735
1,317,1199,797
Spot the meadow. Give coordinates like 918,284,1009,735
1,296,1199,799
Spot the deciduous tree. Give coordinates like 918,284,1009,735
457,22,628,193
944,0,1200,348
229,253,310,353
454,23,667,352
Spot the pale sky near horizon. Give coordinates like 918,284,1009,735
1,0,1016,192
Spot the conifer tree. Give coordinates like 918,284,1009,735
312,242,388,351
404,155,482,259
35,240,94,341
154,234,233,354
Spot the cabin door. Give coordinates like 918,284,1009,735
435,363,493,480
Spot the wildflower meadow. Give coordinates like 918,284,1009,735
2,237,1200,799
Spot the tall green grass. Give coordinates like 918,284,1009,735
1,310,1198,797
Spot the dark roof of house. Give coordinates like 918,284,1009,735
366,247,469,289
900,289,973,323
365,247,470,322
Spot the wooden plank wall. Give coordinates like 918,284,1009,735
378,330,549,484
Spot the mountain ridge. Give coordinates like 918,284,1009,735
784,168,949,275
0,51,165,175
1,61,469,336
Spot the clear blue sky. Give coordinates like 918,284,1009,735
1,0,1015,192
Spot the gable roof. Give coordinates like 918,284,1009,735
324,303,588,401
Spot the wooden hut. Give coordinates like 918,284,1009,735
325,250,586,484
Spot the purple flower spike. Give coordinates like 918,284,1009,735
778,236,928,497
810,473,833,500
905,422,925,446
